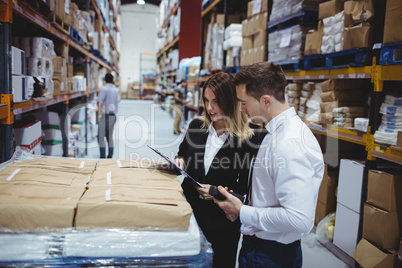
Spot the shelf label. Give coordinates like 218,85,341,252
338,74,345,78
319,75,325,79
306,75,311,79
287,76,293,80
357,73,366,78
349,73,356,78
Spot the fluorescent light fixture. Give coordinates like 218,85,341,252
137,0,145,4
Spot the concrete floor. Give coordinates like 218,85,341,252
87,99,353,268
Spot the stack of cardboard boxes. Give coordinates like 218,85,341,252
240,0,268,66
353,169,402,267
319,79,368,128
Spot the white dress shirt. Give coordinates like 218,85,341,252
240,107,324,244
204,123,227,175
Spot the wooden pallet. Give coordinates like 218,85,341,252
304,48,372,70
51,13,70,35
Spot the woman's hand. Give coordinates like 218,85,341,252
172,158,185,169
196,184,213,200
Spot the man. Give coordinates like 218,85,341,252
214,62,324,267
173,80,187,135
98,73,119,158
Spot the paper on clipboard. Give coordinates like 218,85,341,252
147,145,203,188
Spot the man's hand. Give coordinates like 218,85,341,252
214,186,243,222
196,183,212,200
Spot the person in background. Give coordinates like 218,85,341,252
173,80,187,135
98,73,119,158
173,72,256,268
214,62,324,268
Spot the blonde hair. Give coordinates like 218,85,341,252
199,72,253,143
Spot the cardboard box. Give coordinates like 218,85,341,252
343,23,372,50
320,79,368,92
319,0,345,20
52,56,65,76
52,75,66,96
90,167,182,193
249,13,267,36
0,166,88,188
321,89,365,102
254,45,265,63
54,43,68,59
75,185,193,229
305,29,323,55
383,0,402,44
333,202,361,256
253,30,266,48
337,159,365,213
353,239,401,268
397,132,402,148
344,0,374,27
363,203,402,250
247,0,268,18
242,36,253,50
0,184,83,229
11,158,96,175
11,46,25,75
13,120,42,155
242,19,249,36
367,170,402,213
12,75,27,102
315,165,339,226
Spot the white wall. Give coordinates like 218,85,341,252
120,4,159,92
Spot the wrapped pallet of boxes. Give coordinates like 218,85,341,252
374,95,402,146
271,0,322,23
268,24,312,62
32,111,63,156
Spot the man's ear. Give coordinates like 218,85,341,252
260,95,271,107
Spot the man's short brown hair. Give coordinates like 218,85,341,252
234,62,287,102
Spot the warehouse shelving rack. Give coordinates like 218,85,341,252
0,0,120,163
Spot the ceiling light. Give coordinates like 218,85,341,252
137,0,145,4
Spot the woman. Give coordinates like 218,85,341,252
174,72,255,268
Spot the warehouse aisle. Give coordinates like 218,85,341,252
87,99,352,268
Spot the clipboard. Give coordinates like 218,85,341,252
147,145,203,188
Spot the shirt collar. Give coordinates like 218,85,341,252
208,123,227,139
265,107,296,134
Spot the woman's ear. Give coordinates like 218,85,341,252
260,95,271,107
